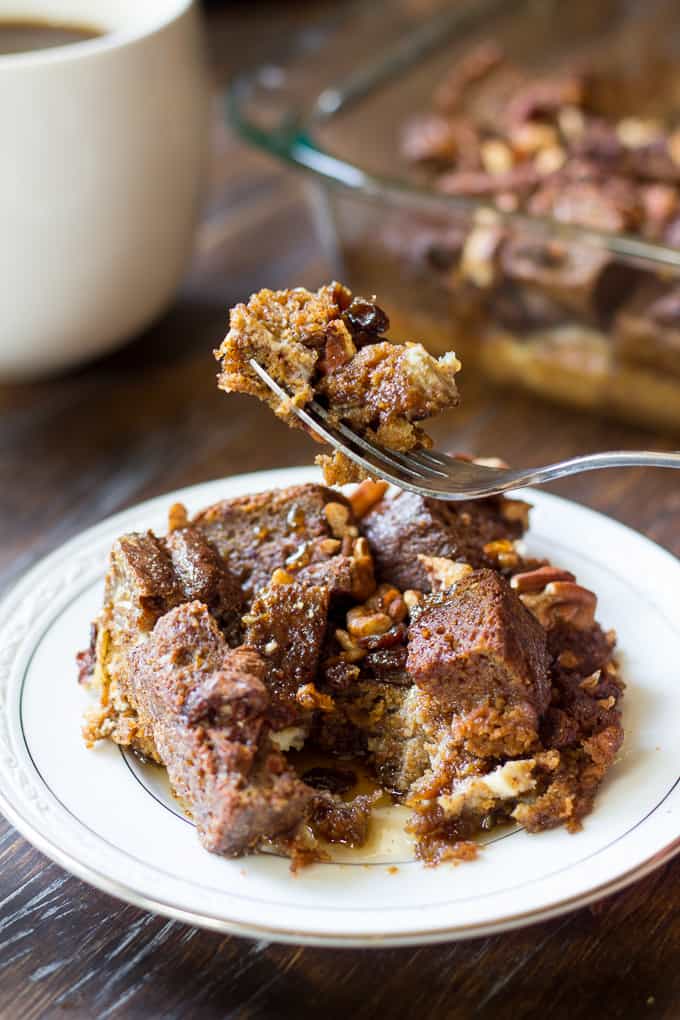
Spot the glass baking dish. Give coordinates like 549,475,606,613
229,0,680,431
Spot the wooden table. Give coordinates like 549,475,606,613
1,4,678,1017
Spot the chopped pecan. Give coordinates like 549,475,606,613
353,536,371,558
403,589,424,612
368,583,408,623
534,145,566,175
270,568,295,586
402,113,460,165
347,536,377,603
482,539,519,570
459,221,504,288
557,105,585,140
345,580,408,640
346,608,393,640
499,499,531,529
334,628,366,662
579,670,601,692
480,139,514,176
417,555,473,591
509,121,559,158
349,479,388,519
616,117,663,149
296,683,334,712
324,502,355,539
316,538,343,558
348,582,407,626
167,502,189,532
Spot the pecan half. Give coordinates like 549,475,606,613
520,580,597,630
511,565,576,593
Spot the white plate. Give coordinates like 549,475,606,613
0,466,678,947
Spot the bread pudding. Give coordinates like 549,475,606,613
80,481,622,866
79,286,623,866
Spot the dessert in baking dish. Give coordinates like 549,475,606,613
338,38,680,430
393,38,680,422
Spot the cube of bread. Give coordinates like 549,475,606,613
128,602,311,856
191,484,352,601
243,579,330,727
165,525,244,645
295,542,375,603
84,527,244,759
407,569,549,716
85,531,183,759
361,490,528,592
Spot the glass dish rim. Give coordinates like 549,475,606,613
227,0,680,273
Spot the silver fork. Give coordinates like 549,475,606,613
250,360,680,500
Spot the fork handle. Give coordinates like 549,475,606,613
522,450,680,487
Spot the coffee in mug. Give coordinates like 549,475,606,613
0,18,102,54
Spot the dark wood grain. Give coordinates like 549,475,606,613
0,4,678,1018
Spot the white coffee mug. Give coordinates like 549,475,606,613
0,0,207,379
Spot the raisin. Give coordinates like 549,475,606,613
342,298,389,342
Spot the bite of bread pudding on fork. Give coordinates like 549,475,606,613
214,282,461,484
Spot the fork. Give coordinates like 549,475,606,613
250,360,680,500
